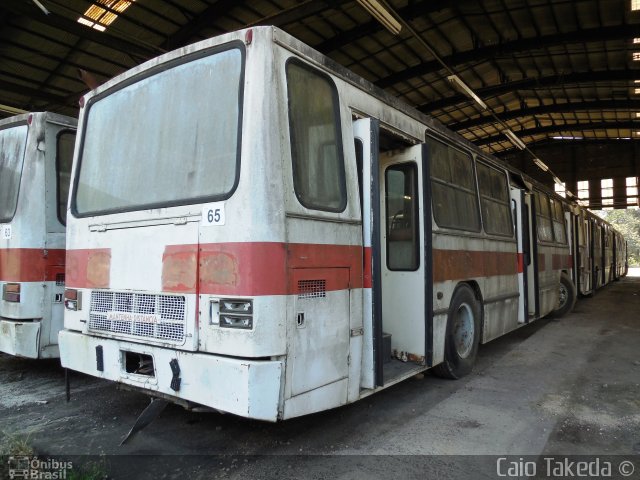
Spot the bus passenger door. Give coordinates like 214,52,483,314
379,146,426,379
593,222,603,289
577,213,593,295
524,192,539,317
510,188,529,323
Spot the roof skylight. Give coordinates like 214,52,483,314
77,0,135,32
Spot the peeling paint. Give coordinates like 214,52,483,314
87,250,111,288
200,251,239,288
162,249,197,292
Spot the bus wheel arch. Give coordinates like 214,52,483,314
432,282,482,380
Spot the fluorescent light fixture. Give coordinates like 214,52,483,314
533,158,549,172
503,129,526,150
31,0,50,14
356,0,402,35
447,75,488,110
0,104,28,115
553,175,563,185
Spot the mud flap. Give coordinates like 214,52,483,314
119,398,169,446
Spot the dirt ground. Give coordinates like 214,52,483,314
1,272,639,479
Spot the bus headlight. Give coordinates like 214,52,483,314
64,289,82,311
219,299,253,329
3,283,20,302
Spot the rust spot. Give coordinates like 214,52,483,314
200,251,238,288
407,353,426,365
163,250,197,293
87,251,110,288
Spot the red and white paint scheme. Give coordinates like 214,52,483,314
59,27,625,421
0,112,76,359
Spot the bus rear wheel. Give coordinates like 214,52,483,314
433,284,481,380
553,272,577,318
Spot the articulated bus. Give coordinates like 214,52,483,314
59,27,624,421
0,112,76,359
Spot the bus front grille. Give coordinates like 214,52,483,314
88,291,186,344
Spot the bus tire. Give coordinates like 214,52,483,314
432,284,481,380
553,272,577,318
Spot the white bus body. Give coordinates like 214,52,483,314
59,27,621,420
0,112,76,359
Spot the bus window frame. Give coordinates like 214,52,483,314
71,41,246,218
426,136,481,233
476,159,515,238
535,191,555,243
384,161,420,272
0,122,29,224
285,57,347,214
549,197,568,245
55,129,76,226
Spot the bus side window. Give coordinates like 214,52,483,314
0,124,28,223
535,192,554,242
354,138,363,215
286,60,346,213
426,137,480,232
56,130,76,225
550,198,567,244
385,163,419,271
477,162,513,237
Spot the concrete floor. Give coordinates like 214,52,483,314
0,271,639,479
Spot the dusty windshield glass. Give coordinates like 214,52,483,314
0,124,28,222
75,46,244,215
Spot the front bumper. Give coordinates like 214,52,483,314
0,319,40,358
59,330,283,421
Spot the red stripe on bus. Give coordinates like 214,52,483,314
66,248,111,288
163,244,198,293
517,253,525,274
0,248,66,282
198,242,363,295
538,254,546,272
552,253,573,270
62,242,365,296
363,247,372,289
432,249,518,282
197,242,288,295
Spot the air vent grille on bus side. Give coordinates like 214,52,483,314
298,280,326,299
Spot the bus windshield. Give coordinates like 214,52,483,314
74,45,244,216
0,124,28,223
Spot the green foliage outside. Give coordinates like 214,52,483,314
594,208,640,266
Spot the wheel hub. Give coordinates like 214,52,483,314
453,303,474,358
558,283,568,309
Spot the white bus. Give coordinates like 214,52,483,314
0,112,76,359
59,27,621,420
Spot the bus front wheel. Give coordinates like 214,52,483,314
433,284,481,380
553,272,577,318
